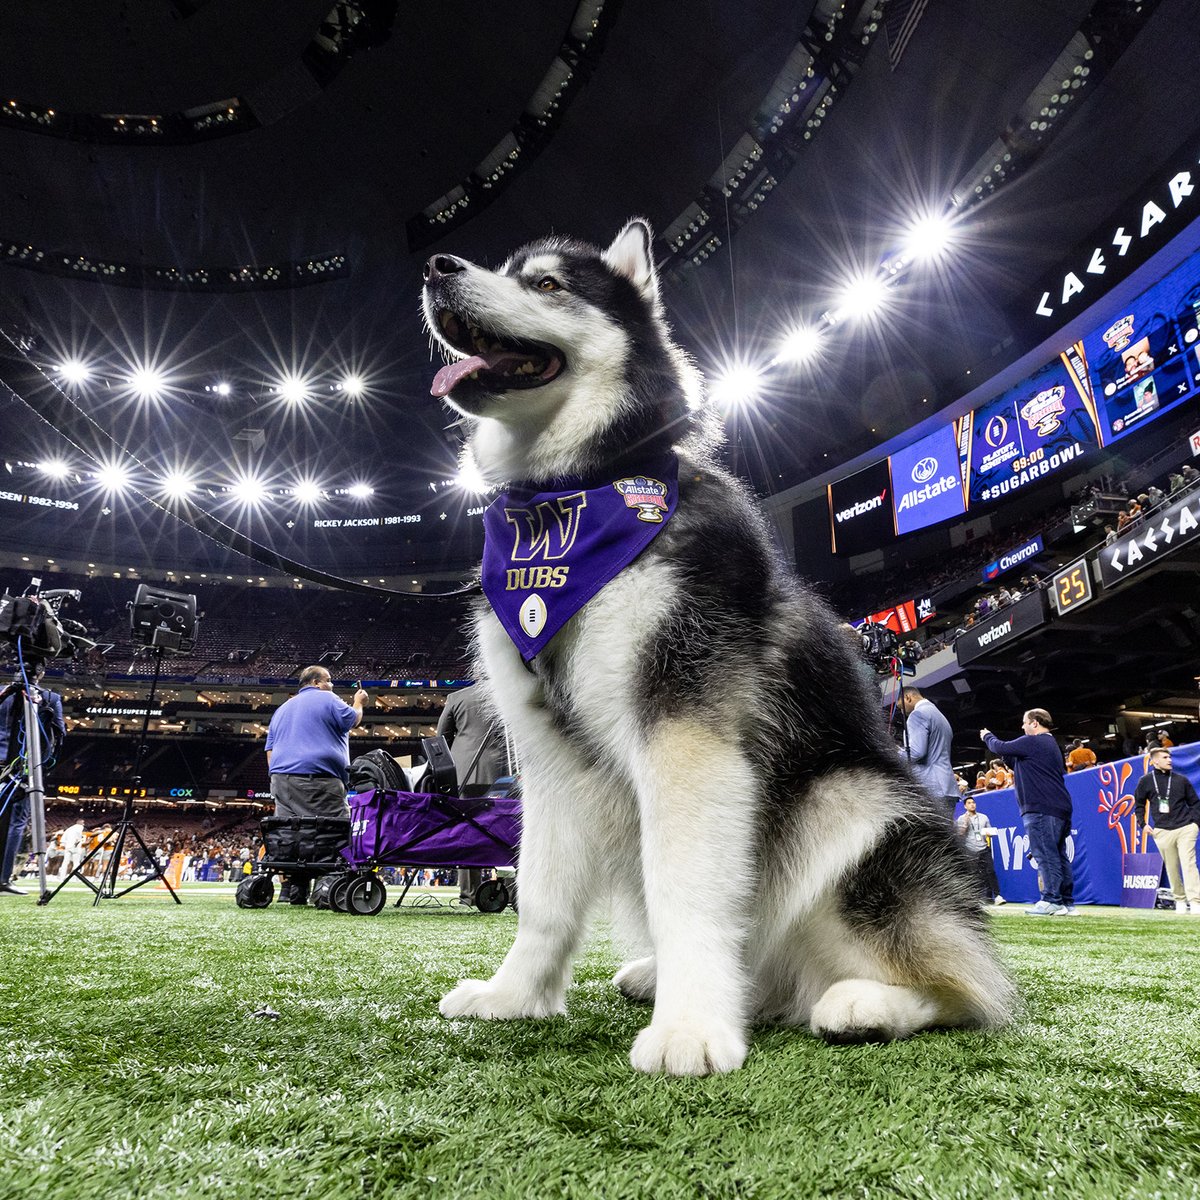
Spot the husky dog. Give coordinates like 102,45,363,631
421,220,1014,1075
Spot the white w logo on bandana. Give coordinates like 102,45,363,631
504,492,588,561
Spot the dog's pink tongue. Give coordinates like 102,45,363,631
431,355,488,398
430,351,529,398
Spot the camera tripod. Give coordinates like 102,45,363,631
40,644,181,906
0,663,54,901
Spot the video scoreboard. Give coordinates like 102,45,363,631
828,238,1200,555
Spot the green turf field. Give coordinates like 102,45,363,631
1,888,1198,1200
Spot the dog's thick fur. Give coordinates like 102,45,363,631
421,220,1015,1075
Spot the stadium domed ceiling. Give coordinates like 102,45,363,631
1,0,1198,569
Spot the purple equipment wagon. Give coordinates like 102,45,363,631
324,787,521,914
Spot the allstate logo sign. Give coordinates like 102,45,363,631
911,456,938,484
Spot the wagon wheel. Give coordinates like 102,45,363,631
311,873,342,910
474,879,508,913
344,875,387,916
329,873,356,913
236,875,274,909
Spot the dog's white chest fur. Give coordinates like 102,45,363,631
477,553,675,768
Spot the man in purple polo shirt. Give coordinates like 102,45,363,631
265,665,368,904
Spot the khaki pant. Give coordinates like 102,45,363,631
1151,822,1200,904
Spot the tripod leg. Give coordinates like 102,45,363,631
110,823,183,904
94,821,131,906
38,836,108,905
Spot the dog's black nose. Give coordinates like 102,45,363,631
424,254,467,283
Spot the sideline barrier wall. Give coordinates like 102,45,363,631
955,742,1199,905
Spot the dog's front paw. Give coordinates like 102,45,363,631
629,1017,747,1076
613,956,656,1003
439,978,564,1020
810,979,937,1044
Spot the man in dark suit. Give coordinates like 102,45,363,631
436,684,505,906
0,662,67,894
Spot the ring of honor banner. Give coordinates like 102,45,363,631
953,742,1200,905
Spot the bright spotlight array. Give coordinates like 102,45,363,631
37,459,71,479
902,212,956,262
230,475,267,504
338,374,365,398
160,472,195,499
275,374,310,404
346,482,374,499
94,462,130,492
57,360,91,384
774,324,823,366
832,274,889,322
291,480,324,504
710,362,764,410
127,364,167,400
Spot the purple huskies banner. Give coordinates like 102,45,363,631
955,742,1199,905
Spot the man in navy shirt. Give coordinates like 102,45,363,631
981,707,1076,917
265,665,368,904
0,663,67,895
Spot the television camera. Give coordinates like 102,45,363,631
0,580,95,664
858,621,925,676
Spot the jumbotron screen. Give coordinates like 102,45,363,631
826,238,1200,554
962,356,1098,505
1070,246,1200,444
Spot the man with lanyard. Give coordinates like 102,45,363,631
265,665,368,905
1136,745,1200,914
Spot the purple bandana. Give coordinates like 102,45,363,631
481,455,679,660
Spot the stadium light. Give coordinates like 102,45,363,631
212,381,232,396
57,360,91,385
160,471,195,499
710,362,764,409
276,374,310,404
292,479,323,505
128,364,167,400
833,273,888,321
775,324,823,366
347,482,374,499
230,475,267,504
338,374,365,398
455,460,489,495
94,462,130,493
903,211,956,261
37,459,71,479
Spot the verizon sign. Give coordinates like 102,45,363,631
827,460,894,555
1097,488,1200,588
956,591,1048,666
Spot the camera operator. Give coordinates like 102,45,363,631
264,665,368,905
0,662,66,895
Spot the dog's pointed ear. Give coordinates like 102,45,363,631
602,219,660,305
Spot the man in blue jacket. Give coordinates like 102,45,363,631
0,663,67,895
981,707,1076,916
900,687,958,813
